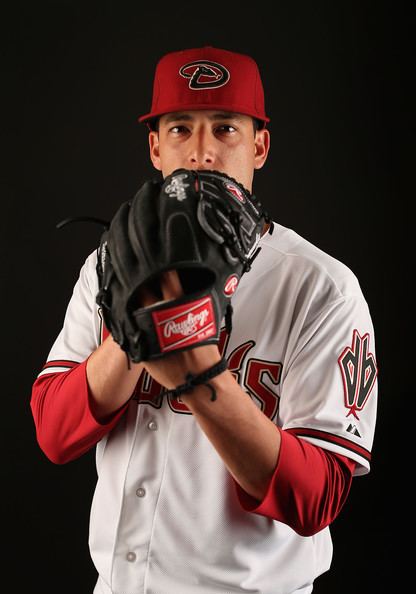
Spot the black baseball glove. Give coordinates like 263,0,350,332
95,169,269,363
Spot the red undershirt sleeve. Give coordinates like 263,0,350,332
30,358,129,464
234,426,356,536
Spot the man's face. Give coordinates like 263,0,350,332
148,110,270,192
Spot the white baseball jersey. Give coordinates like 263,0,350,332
38,221,378,594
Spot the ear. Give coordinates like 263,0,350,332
254,129,271,170
149,131,162,171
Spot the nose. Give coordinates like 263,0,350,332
187,128,216,169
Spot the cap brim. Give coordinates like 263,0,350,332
138,103,270,127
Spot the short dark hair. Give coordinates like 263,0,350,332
253,118,262,133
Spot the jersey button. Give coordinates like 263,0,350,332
136,487,146,498
147,420,158,431
126,552,136,562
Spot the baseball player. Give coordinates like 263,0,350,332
31,46,378,594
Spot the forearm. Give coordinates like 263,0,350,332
86,334,145,421
181,370,281,501
31,335,142,463
235,431,357,536
181,372,356,535
31,359,128,464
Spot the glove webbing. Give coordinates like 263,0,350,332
161,357,228,402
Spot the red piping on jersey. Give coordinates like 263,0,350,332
285,426,371,462
41,360,80,371
30,359,128,464
235,426,356,537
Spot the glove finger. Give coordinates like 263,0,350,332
160,270,184,301
137,283,157,308
108,201,137,289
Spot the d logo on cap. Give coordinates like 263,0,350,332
179,61,230,90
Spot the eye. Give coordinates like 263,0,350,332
169,125,189,134
216,124,237,134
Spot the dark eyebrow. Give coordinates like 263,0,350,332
209,112,244,122
162,113,193,123
162,112,243,124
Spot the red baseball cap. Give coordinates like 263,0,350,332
138,46,270,128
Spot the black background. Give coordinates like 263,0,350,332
2,1,405,592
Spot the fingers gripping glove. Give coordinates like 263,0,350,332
96,169,269,363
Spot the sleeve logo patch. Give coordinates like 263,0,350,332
338,329,378,419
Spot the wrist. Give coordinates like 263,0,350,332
178,366,238,408
162,357,228,403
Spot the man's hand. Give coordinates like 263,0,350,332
138,270,223,390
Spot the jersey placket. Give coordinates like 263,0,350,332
111,402,173,593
